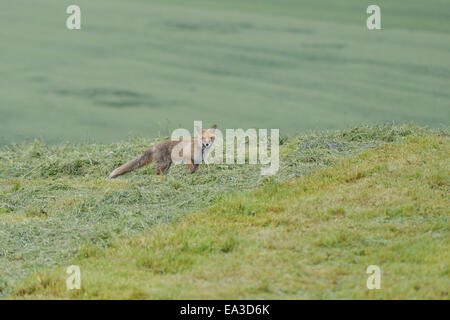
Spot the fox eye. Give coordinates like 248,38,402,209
211,136,215,140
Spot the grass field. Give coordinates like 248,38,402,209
1,125,448,299
1,0,449,145
1,0,449,300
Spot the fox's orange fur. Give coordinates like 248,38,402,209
109,125,217,178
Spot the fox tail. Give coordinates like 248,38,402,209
109,148,154,179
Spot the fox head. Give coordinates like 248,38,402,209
195,125,217,150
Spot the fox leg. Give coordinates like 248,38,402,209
186,163,199,174
162,162,172,174
156,162,171,175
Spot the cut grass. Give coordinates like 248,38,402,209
10,128,449,299
0,125,426,297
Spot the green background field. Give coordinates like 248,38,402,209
1,0,449,145
1,1,449,299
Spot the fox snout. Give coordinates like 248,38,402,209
198,124,217,150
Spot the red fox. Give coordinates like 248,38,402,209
109,125,217,178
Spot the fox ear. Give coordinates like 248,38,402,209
210,125,217,132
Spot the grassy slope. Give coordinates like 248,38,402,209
0,125,433,297
1,0,449,145
4,126,449,299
